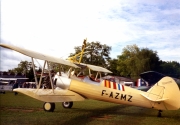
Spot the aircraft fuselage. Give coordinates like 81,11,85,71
69,79,166,110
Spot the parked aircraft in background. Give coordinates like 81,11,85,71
106,71,180,91
138,71,180,91
0,40,180,117
0,77,28,93
101,74,158,91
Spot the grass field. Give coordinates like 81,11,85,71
0,92,180,125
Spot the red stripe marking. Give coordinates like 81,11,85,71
113,82,116,89
105,80,109,88
108,81,111,88
122,85,125,91
104,80,106,87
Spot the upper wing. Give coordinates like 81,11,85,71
76,63,112,73
0,43,78,68
86,64,112,73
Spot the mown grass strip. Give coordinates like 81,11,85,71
0,92,180,125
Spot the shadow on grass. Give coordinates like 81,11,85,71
59,104,160,125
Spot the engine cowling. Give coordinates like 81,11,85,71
54,74,71,89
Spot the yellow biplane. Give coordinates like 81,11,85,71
0,40,180,117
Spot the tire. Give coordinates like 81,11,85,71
158,112,161,117
62,102,73,108
43,102,55,112
157,110,162,117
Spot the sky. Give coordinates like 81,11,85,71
1,0,180,71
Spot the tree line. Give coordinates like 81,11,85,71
8,41,180,81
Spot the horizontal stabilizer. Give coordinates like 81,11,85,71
140,93,169,102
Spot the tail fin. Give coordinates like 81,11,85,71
141,76,180,110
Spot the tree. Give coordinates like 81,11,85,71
10,61,31,76
69,41,112,68
159,61,180,78
107,58,120,75
26,67,35,81
115,44,160,80
10,60,37,81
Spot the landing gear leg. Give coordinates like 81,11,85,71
158,110,162,117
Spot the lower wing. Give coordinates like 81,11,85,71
13,88,85,102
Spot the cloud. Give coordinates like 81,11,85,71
1,0,180,71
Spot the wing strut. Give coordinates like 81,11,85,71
95,72,101,81
35,60,54,93
37,60,47,89
31,57,38,86
47,61,54,93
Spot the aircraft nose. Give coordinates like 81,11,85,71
55,75,71,89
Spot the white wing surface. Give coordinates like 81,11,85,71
76,63,112,73
0,44,78,68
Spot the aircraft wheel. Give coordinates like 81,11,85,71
62,102,73,108
43,102,55,112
